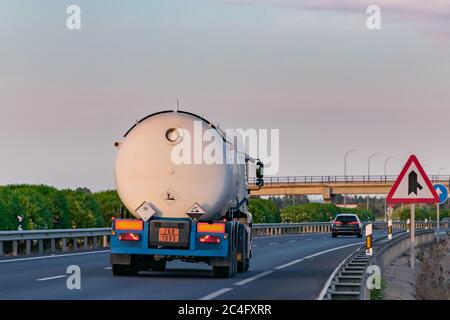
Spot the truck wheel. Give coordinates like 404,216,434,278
214,246,237,278
237,224,248,273
244,258,250,272
213,266,232,278
151,260,166,272
112,264,138,276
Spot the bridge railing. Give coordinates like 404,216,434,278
249,175,450,185
1,221,446,258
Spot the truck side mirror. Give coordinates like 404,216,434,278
256,159,264,187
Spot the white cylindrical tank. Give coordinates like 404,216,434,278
114,110,247,221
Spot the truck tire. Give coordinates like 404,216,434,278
112,264,138,276
213,222,238,278
151,260,166,272
237,225,247,273
244,259,250,272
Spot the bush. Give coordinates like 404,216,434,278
249,198,281,223
281,203,374,223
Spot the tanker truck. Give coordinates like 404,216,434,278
110,110,264,278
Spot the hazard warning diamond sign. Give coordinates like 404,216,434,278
386,155,439,204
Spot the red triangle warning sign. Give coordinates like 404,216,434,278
386,155,439,204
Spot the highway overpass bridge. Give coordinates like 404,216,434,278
249,175,450,203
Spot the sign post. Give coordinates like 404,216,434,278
386,155,439,269
433,184,448,242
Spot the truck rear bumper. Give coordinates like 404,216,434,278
111,247,228,257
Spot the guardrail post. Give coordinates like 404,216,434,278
12,240,18,256
51,239,56,253
84,236,88,250
73,238,78,250
38,239,44,254
0,241,3,257
26,240,31,255
103,235,108,248
62,238,67,252
93,236,98,248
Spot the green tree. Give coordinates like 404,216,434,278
0,187,22,230
249,198,281,223
93,190,122,224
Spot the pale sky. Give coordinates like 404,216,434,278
1,0,449,191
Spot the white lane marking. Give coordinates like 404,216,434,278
234,270,273,286
268,242,278,245
275,258,305,270
0,250,110,263
252,245,258,247
303,242,363,260
104,267,112,270
306,238,312,241
288,240,296,243
36,275,68,281
198,288,233,300
274,242,363,270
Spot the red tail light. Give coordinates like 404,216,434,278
348,221,359,225
118,233,140,241
199,235,221,244
333,221,342,225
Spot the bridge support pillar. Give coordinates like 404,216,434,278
322,187,335,204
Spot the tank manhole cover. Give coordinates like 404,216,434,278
161,187,179,206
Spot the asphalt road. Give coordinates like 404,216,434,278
0,231,390,300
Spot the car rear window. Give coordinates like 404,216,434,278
335,215,357,222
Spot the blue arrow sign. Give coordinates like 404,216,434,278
433,184,448,204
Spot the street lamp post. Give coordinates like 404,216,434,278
384,156,395,221
367,153,380,211
344,149,357,207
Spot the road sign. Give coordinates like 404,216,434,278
386,155,439,203
433,184,448,205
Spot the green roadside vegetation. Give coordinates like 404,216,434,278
1,184,447,230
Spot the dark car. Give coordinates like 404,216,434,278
332,214,362,238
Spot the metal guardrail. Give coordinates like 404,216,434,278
322,229,437,300
0,228,110,257
0,222,447,258
249,175,450,185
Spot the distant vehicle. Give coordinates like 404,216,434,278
331,214,363,238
